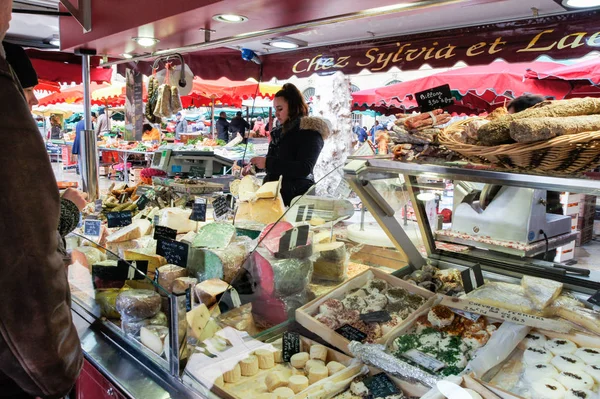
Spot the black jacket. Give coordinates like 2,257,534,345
216,117,230,142
229,116,250,136
264,117,330,206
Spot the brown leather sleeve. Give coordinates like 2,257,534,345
0,58,83,397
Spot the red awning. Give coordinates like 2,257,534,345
34,79,61,93
353,61,572,114
37,82,111,106
30,59,113,85
526,58,600,86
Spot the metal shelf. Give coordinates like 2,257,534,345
349,158,600,195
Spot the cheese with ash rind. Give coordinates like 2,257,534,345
115,289,161,321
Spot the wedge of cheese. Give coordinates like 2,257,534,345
186,304,211,340
522,275,563,311
255,181,280,199
236,196,286,224
106,219,151,243
159,207,198,234
314,241,346,262
72,246,107,269
157,265,188,294
194,279,229,307
124,248,167,275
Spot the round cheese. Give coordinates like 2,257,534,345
223,363,242,383
288,375,309,394
240,355,259,377
308,364,328,385
265,371,288,392
255,349,275,370
309,344,328,362
326,361,346,375
273,387,294,399
290,352,309,369
116,290,161,321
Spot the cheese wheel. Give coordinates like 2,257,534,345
157,265,188,294
116,290,161,321
273,348,283,363
223,363,241,383
273,387,295,399
326,361,346,375
290,352,309,369
255,349,275,370
309,344,328,362
305,360,325,374
240,355,259,377
308,364,328,385
265,371,288,392
288,375,309,393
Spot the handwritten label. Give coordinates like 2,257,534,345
154,225,177,241
360,311,392,324
295,204,315,223
84,219,102,237
106,211,132,228
156,238,189,267
94,199,103,213
335,324,367,342
363,373,401,398
401,349,446,372
190,198,207,222
279,225,310,253
137,194,149,211
189,165,205,178
282,331,301,362
450,308,481,322
212,195,229,219
415,84,454,112
460,264,484,293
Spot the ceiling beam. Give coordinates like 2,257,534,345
59,0,91,32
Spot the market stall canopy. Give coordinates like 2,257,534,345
30,58,112,85
180,77,277,108
91,82,148,107
34,79,61,93
37,82,110,106
352,61,572,114
525,58,600,86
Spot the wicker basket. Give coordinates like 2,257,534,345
439,119,600,175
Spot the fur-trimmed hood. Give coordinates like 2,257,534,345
300,116,331,140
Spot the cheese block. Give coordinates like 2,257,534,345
315,242,346,262
121,312,167,336
172,277,198,295
115,289,161,321
186,303,221,341
274,348,283,363
305,360,325,373
106,219,151,243
124,248,167,275
140,325,169,355
313,231,333,244
187,241,247,283
194,279,230,307
134,219,153,236
72,247,107,269
236,195,286,225
309,217,326,227
198,318,220,341
237,175,261,199
160,207,198,234
191,223,236,249
259,222,294,254
256,181,280,199
95,288,128,319
313,257,347,282
107,236,156,259
326,361,346,375
522,275,563,310
555,306,600,335
180,231,197,245
229,179,242,197
157,265,188,294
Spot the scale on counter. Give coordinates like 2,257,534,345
436,183,577,257
151,149,234,177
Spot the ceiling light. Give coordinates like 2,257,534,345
265,37,308,50
213,14,248,23
132,37,160,47
416,192,436,202
49,38,60,47
562,0,600,7
121,53,134,59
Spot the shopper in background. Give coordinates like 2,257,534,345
2,41,38,109
216,111,230,142
73,111,97,174
357,125,368,144
250,83,330,206
48,114,62,139
142,123,162,142
95,107,108,138
229,111,251,143
507,94,545,114
369,120,384,142
0,2,83,397
175,112,186,139
253,116,267,137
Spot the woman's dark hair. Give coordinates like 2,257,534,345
274,83,309,123
507,94,545,113
142,123,153,132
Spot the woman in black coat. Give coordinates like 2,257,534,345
251,84,330,206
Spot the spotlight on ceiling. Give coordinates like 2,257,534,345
121,53,134,59
558,0,600,8
212,14,248,23
132,37,160,47
264,37,308,50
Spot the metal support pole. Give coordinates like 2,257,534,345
80,54,99,200
268,108,273,136
210,98,215,140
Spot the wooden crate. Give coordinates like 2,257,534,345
295,268,436,355
475,329,600,399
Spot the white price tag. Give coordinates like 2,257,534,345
401,349,446,372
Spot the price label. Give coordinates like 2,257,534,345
449,308,481,322
94,199,103,213
156,238,189,267
189,198,207,222
460,264,484,294
137,194,149,211
335,324,367,342
282,331,301,362
84,219,102,237
363,373,401,398
295,204,315,223
189,165,205,178
106,211,132,228
360,311,392,324
154,225,177,241
401,349,446,372
415,84,454,112
185,287,193,311
279,225,310,253
212,195,230,219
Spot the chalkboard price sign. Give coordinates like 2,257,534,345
156,238,189,267
213,195,230,219
415,84,454,112
106,211,133,228
137,194,149,211
154,225,177,241
588,290,600,306
282,331,301,362
335,324,367,342
360,310,392,324
363,373,400,398
189,198,207,222
84,219,102,237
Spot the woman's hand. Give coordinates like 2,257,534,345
250,156,266,170
62,188,88,211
